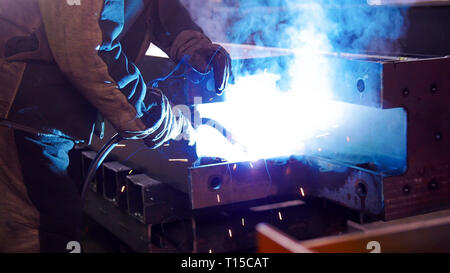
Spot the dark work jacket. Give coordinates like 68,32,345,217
0,0,204,252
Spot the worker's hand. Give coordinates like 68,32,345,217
170,30,233,95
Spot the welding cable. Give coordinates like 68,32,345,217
81,133,123,201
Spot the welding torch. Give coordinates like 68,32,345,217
80,112,244,201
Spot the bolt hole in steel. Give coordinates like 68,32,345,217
356,182,367,197
357,79,365,93
402,88,410,97
403,184,411,195
428,179,439,190
208,176,223,191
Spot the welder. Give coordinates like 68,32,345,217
0,0,231,252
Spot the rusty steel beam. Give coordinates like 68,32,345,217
189,55,450,221
189,156,385,217
381,56,450,220
86,53,449,221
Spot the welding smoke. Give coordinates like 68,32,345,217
182,0,407,53
180,0,409,168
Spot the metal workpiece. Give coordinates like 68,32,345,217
189,127,448,221
311,158,385,216
87,55,449,222
228,52,421,109
84,189,151,253
102,161,131,209
381,56,450,220
150,200,348,253
189,160,272,209
326,56,383,107
188,158,308,210
235,52,448,110
84,187,348,253
258,209,450,253
81,150,105,195
188,156,386,216
126,174,190,225
383,163,450,220
76,52,449,253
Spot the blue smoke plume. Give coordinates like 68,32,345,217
182,0,407,53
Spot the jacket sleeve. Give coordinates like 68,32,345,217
38,0,158,139
149,0,205,62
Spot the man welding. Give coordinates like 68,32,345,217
0,0,231,252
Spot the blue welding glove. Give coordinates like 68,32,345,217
170,30,232,95
142,88,195,149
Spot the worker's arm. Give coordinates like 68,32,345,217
151,0,232,94
38,0,163,140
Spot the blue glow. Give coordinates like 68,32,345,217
187,1,408,169
196,72,342,161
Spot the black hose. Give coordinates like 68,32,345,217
81,133,123,201
0,118,83,144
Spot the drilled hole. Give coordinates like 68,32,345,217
356,182,367,197
357,79,365,93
